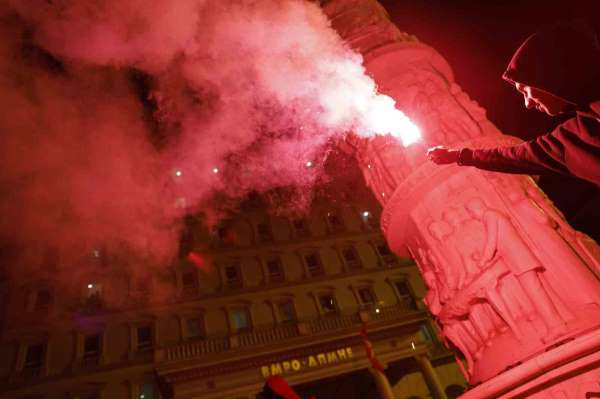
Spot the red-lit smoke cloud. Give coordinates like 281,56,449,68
1,0,406,283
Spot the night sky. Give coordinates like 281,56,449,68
381,0,600,241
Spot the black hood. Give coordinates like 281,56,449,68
503,21,600,107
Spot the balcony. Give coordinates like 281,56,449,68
157,304,427,363
161,336,230,361
237,323,298,347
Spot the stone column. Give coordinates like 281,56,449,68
323,0,600,397
369,368,396,399
415,354,448,399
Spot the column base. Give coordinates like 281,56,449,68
461,328,600,399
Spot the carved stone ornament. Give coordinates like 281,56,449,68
324,0,600,394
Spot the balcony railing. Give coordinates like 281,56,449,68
159,304,426,363
372,302,419,320
308,312,361,334
238,323,298,347
164,336,230,361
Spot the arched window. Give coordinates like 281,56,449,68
445,384,466,399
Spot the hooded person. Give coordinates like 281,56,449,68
427,21,600,187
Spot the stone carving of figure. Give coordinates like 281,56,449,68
422,269,442,315
411,243,473,367
467,301,505,347
441,207,485,287
415,246,443,315
465,198,568,341
442,320,480,377
505,184,600,313
427,220,462,296
427,214,500,352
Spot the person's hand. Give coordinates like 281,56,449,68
427,146,460,164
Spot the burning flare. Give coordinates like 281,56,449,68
364,93,421,146
317,58,420,146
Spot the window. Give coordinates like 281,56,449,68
230,308,251,331
304,252,324,277
83,334,101,365
326,212,345,233
266,258,284,283
83,283,103,312
178,226,193,257
292,219,310,238
217,226,228,242
187,318,204,338
181,270,198,296
137,326,153,351
342,245,362,270
420,323,435,344
91,246,109,268
358,287,376,306
318,294,338,314
445,384,466,399
23,343,44,377
216,225,236,246
34,289,52,311
395,280,418,310
85,283,103,297
361,210,378,229
376,242,398,266
277,301,296,323
138,382,156,399
179,216,197,258
224,263,242,288
257,222,273,243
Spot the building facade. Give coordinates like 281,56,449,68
0,193,466,399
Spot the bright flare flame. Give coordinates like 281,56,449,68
364,94,421,146
317,59,420,147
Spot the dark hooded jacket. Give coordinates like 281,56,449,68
458,21,600,186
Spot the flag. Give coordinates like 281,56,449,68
360,325,385,373
265,375,301,399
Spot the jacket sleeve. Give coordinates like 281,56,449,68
458,127,573,177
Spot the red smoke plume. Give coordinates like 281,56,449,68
0,0,411,297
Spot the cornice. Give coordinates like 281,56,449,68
158,318,425,384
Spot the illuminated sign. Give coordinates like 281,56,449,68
260,347,353,378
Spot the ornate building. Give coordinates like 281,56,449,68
0,191,466,399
